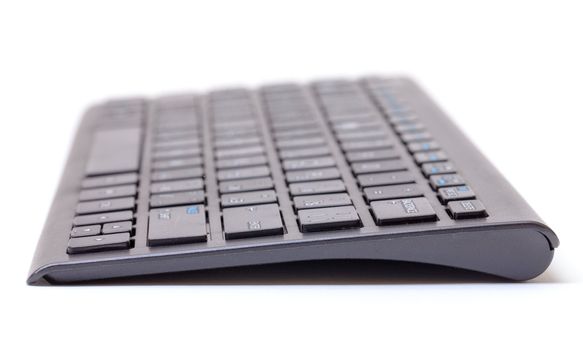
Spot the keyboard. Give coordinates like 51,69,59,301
27,76,559,284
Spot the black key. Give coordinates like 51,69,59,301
414,151,448,164
86,127,141,176
150,190,205,208
400,132,432,143
81,173,138,189
394,122,425,134
67,232,131,254
223,204,284,239
341,139,393,151
276,137,326,149
438,185,476,203
407,141,440,153
154,138,200,151
102,221,133,234
282,157,336,171
421,162,457,177
151,167,204,182
332,120,383,132
335,129,389,142
371,198,437,225
150,178,204,194
357,171,415,187
345,149,400,163
285,167,340,183
148,205,207,246
73,210,133,226
216,146,264,159
215,155,268,169
79,184,137,201
219,177,274,194
274,129,321,139
76,197,135,214
289,180,345,196
447,200,488,219
429,174,465,190
71,225,101,238
217,166,270,181
279,146,330,160
214,136,262,148
152,147,201,160
152,156,203,170
364,184,423,203
298,205,361,232
293,193,352,210
351,160,407,175
221,190,277,208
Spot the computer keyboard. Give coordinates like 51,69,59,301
27,76,559,284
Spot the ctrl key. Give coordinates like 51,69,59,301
67,232,130,254
447,200,488,219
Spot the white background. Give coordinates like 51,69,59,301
1,0,582,349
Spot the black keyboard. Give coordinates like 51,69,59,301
27,76,559,284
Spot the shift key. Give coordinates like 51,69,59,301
148,205,207,246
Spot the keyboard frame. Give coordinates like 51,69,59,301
27,77,559,284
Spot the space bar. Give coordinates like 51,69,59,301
86,127,142,175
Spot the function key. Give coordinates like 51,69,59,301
223,204,284,239
400,132,432,143
447,200,488,219
407,141,440,153
438,185,476,203
394,122,425,134
371,197,437,225
421,162,456,177
67,232,130,254
298,205,361,232
413,151,448,164
429,174,466,190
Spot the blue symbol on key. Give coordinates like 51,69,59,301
458,186,469,192
186,206,199,214
422,143,430,150
438,179,446,185
429,154,438,161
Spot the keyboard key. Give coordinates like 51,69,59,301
76,197,135,214
429,174,465,190
285,167,341,183
341,139,393,152
357,171,415,187
85,127,141,176
150,179,204,194
67,232,131,254
276,137,326,149
279,146,330,160
150,190,205,208
219,177,274,194
414,151,448,164
363,184,423,203
71,225,101,238
152,147,201,160
148,205,207,246
438,185,476,203
351,159,407,175
216,146,264,159
102,221,133,234
223,204,284,239
407,141,440,153
298,205,361,232
215,155,268,169
152,156,203,170
73,210,133,226
447,200,488,219
81,172,138,189
79,184,137,201
335,129,389,142
345,149,400,163
282,156,336,171
371,198,437,225
217,166,270,181
421,162,456,177
394,122,425,134
151,167,203,182
293,193,352,210
214,136,262,148
154,138,200,151
289,180,346,196
221,190,277,208
400,132,432,143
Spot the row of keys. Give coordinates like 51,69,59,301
314,80,438,225
263,84,362,232
365,78,488,220
68,99,145,254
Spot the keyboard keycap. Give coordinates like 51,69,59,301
421,162,456,177
67,232,131,254
279,146,330,160
429,174,465,190
86,127,141,176
102,221,133,234
447,200,488,219
276,137,326,149
357,171,415,187
79,184,137,201
285,167,341,183
215,155,268,169
150,179,204,194
73,210,133,226
341,139,393,151
81,172,138,189
283,157,336,171
219,177,274,194
438,185,476,203
407,141,440,153
71,225,101,238
293,193,352,210
351,160,407,175
345,149,400,163
223,204,284,239
151,167,203,182
221,190,277,208
216,146,264,159
289,180,346,196
76,197,135,214
152,147,201,160
363,184,423,203
148,205,207,246
150,190,205,208
371,198,437,225
414,151,448,164
298,206,361,232
217,166,270,181
401,132,432,143
152,156,203,170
